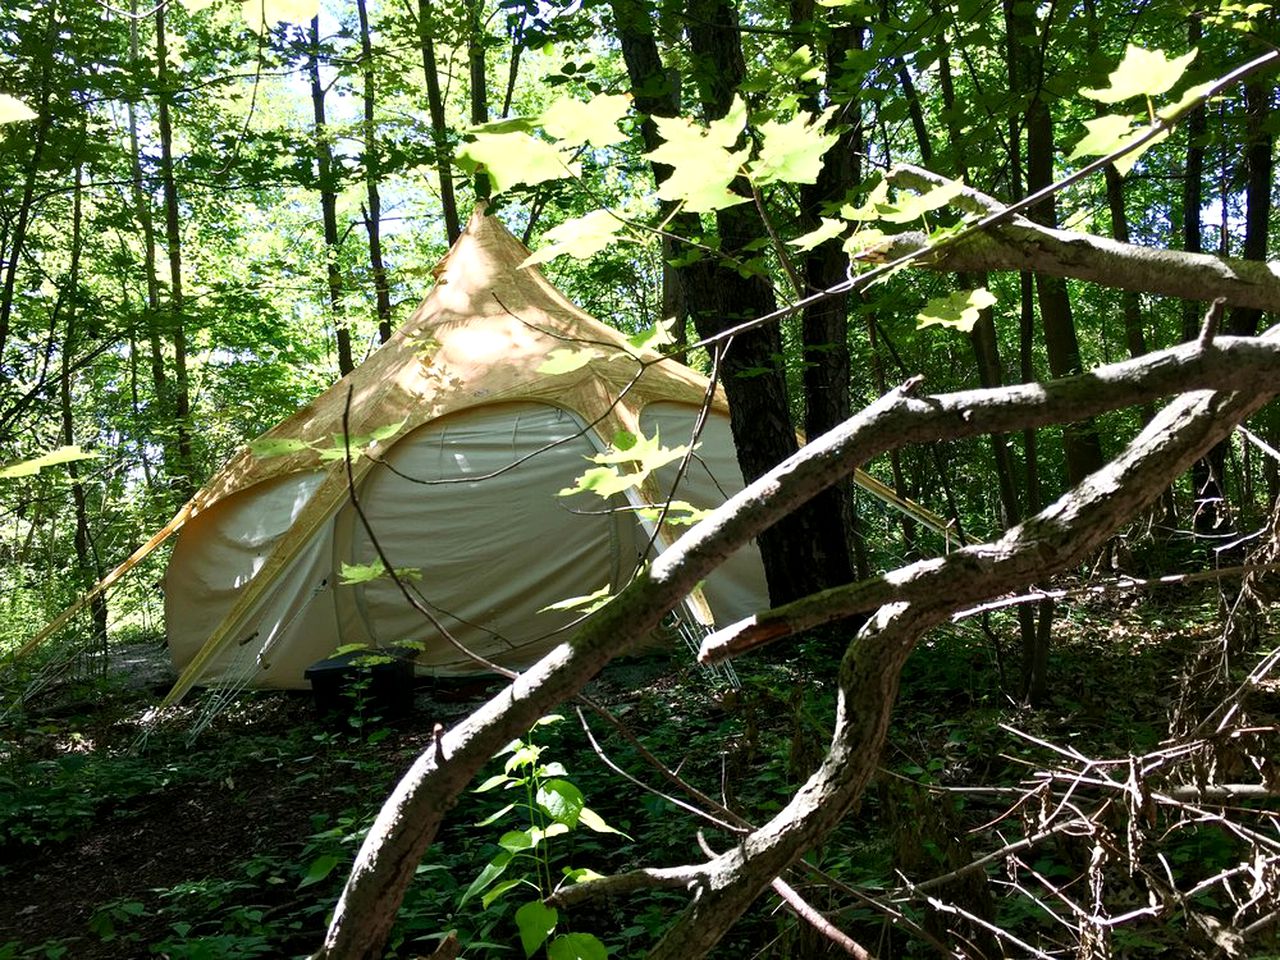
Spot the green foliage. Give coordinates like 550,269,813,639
463,716,618,957
916,287,997,332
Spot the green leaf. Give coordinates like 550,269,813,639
1067,114,1139,161
532,714,565,727
537,347,602,375
0,94,36,124
368,419,407,442
539,586,613,614
505,743,543,773
339,561,422,585
646,97,751,212
788,217,846,251
627,318,677,352
498,828,537,853
547,932,609,960
523,211,628,267
537,779,586,828
578,806,630,837
589,428,689,473
457,132,581,194
474,802,516,827
241,0,320,26
0,445,99,479
297,854,340,889
1157,80,1217,121
636,500,711,526
1080,45,1198,103
540,93,630,147
557,465,644,499
459,851,513,906
516,900,559,957
473,775,514,794
563,866,607,883
876,177,965,224
916,287,997,332
748,108,839,185
1067,115,1166,176
248,436,311,458
481,877,525,909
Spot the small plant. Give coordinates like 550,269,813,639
462,715,622,958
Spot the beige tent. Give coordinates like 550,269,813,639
23,205,951,705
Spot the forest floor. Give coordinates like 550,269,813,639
0,588,1277,959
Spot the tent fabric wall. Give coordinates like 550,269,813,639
160,206,770,696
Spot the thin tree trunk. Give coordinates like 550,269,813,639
155,1,195,500
356,0,393,344
682,0,852,602
127,0,168,440
416,0,461,243
0,3,56,362
309,16,354,376
57,162,109,652
467,0,490,199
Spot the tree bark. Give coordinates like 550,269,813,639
356,0,393,345
57,160,108,653
416,0,461,243
467,0,490,199
156,0,195,500
308,16,354,376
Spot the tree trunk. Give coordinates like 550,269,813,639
308,16,354,376
356,0,393,344
467,0,491,199
57,161,109,653
681,0,852,602
155,1,195,500
0,3,55,363
416,0,461,244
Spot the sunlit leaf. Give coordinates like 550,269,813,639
0,445,99,479
539,586,613,614
917,287,997,332
338,560,422,585
522,211,628,267
578,806,630,837
1067,114,1139,161
646,97,751,212
537,347,601,375
839,179,891,221
589,428,689,473
473,775,513,794
876,177,965,224
516,900,559,957
627,317,677,352
241,0,320,27
1080,45,1198,103
1157,80,1216,120
459,851,513,906
540,93,630,147
788,217,846,251
557,465,644,499
636,500,712,526
0,94,37,125
457,132,580,194
748,108,839,185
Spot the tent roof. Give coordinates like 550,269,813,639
190,205,722,519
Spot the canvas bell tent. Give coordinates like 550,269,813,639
22,206,951,705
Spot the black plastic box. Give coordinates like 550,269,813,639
304,647,416,720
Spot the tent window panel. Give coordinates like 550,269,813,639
346,402,641,673
165,471,330,686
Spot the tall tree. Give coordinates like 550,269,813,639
155,0,195,500
355,0,394,345
308,16,354,376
